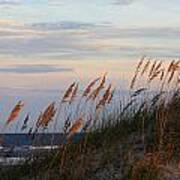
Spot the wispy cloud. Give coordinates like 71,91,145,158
0,64,73,74
31,21,95,31
0,0,20,5
113,0,137,5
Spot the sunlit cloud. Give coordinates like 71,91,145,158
0,19,22,26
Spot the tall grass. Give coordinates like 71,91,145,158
0,57,180,180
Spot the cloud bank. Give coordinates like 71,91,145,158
0,19,180,60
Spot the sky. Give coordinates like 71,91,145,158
0,0,180,131
0,0,180,60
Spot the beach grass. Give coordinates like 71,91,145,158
0,57,180,180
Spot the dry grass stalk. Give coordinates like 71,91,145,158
149,60,157,78
154,61,163,72
120,98,136,117
141,59,151,76
63,115,71,134
160,69,165,81
151,92,165,107
130,56,146,89
176,72,180,86
148,61,164,82
107,88,115,104
37,102,56,128
36,112,43,128
21,114,30,131
69,83,79,104
149,70,162,82
62,82,76,103
168,70,176,84
6,100,24,126
167,60,176,72
88,73,107,100
82,77,101,97
131,88,147,97
167,60,180,84
137,55,146,71
96,84,112,111
67,114,84,139
28,127,33,136
100,72,107,87
160,60,176,90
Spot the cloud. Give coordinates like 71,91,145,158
0,0,20,5
94,27,180,39
0,65,73,74
47,0,64,6
113,0,137,5
0,20,180,59
0,20,95,38
31,21,95,31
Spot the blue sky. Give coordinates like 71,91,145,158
1,0,180,26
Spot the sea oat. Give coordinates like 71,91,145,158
88,73,107,100
154,61,163,72
36,112,43,128
6,100,24,126
37,102,56,128
137,55,146,71
168,60,176,72
82,77,101,97
69,83,79,104
141,59,151,76
130,56,146,89
96,84,112,111
149,60,157,78
67,114,84,139
166,60,180,84
149,70,162,82
62,82,76,103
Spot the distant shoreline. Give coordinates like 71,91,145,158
0,133,84,147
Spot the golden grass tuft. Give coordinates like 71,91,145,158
6,100,24,126
36,102,56,128
82,77,101,97
62,82,76,103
